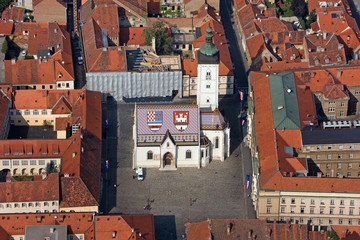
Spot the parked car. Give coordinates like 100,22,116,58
77,56,83,65
136,167,144,181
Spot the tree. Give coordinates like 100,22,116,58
0,0,11,13
306,9,317,28
143,21,172,55
45,161,58,174
1,37,8,54
290,0,308,18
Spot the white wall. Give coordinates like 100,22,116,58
197,64,219,110
202,129,228,161
56,81,74,90
177,145,199,167
0,200,59,214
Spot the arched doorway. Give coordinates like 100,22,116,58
163,152,173,166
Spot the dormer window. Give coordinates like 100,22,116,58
206,71,211,80
325,57,330,64
314,58,320,65
337,56,342,62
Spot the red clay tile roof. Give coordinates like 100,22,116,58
0,91,10,132
147,0,160,15
0,212,95,236
0,173,59,203
332,225,360,240
0,20,14,35
182,58,197,77
234,0,248,10
321,75,348,99
251,71,360,192
1,6,25,21
120,27,146,46
60,177,99,208
95,215,155,240
86,4,119,39
186,219,325,240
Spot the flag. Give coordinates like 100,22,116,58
239,90,244,101
242,119,246,126
246,180,250,189
105,119,109,129
105,160,109,172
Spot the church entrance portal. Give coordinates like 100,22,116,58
163,152,173,166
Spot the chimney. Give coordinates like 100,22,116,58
289,172,293,177
152,37,156,53
323,31,327,40
112,231,116,238
317,172,322,178
11,58,16,65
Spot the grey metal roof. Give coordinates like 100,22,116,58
25,225,67,240
302,126,360,145
269,72,301,130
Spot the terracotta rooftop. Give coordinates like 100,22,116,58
1,5,25,21
0,20,14,35
0,173,59,203
147,0,160,15
332,225,360,240
120,27,146,46
95,215,155,240
182,58,197,77
186,219,327,240
251,71,360,192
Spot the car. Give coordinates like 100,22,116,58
246,175,250,189
77,56,83,65
136,167,144,181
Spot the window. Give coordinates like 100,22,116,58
320,208,324,214
33,110,39,115
338,154,342,159
267,207,271,213
13,160,19,166
215,137,219,148
281,198,286,204
317,146,321,150
349,219,353,225
326,163,331,169
339,219,343,224
319,219,323,224
337,163,342,169
267,198,272,204
6,204,11,208
350,145,354,149
281,207,285,213
310,208,314,214
300,218,304,223
328,107,335,112
316,155,320,160
290,207,295,213
30,160,36,165
348,172,352,177
340,111,344,116
206,84,210,89
340,200,344,205
38,160,45,165
24,110,30,115
147,151,153,160
329,101,336,105
350,209,354,215
330,208,334,214
186,150,191,159
311,199,315,205
330,199,334,205
326,172,330,177
28,203,33,207
22,203,26,208
355,90,360,95
52,202,57,206
35,120,38,123
339,209,344,215
35,202,40,207
44,202,49,206
327,154,332,160
350,154,353,159
42,110,47,115
339,145,343,150
21,160,28,165
328,146,332,150
206,71,211,80
2,161,9,166
320,200,325,205
301,199,305,204
306,146,310,151
300,207,304,213
291,198,295,204
350,200,354,206
341,102,345,107
14,203,19,208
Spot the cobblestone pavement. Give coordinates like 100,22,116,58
101,96,255,240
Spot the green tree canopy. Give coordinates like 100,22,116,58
290,0,308,18
45,161,58,174
1,37,8,54
143,21,172,55
0,0,11,13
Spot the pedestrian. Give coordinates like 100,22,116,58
113,184,118,188
247,194,250,198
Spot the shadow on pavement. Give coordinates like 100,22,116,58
154,215,177,240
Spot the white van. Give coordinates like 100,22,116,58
136,167,144,181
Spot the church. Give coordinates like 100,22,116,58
133,25,230,169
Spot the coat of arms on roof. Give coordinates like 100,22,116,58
174,111,189,131
147,111,163,132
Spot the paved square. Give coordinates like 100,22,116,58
102,99,255,240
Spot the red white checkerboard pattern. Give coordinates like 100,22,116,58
147,112,155,122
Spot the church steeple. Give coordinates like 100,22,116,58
198,24,219,64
